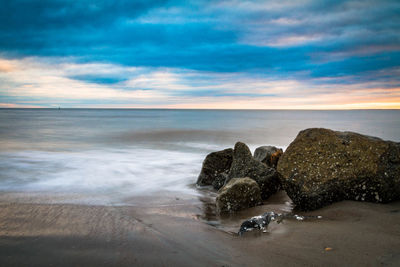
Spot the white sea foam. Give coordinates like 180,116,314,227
0,147,205,199
0,142,288,205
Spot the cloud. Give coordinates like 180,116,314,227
0,58,166,105
0,59,16,72
0,57,399,109
0,1,399,108
0,0,399,76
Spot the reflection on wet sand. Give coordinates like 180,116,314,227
0,191,400,266
196,190,295,234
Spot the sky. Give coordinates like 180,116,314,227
0,0,399,109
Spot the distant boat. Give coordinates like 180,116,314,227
58,107,61,110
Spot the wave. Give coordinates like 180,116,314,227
0,147,205,200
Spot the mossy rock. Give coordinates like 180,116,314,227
228,142,280,199
216,177,262,213
277,128,400,210
196,148,233,189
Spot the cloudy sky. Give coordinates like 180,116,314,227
0,0,399,109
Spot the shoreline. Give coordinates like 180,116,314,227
0,191,399,266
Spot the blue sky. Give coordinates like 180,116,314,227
0,0,399,108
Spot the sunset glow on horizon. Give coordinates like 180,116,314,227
1,1,399,109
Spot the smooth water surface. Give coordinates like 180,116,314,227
1,109,399,204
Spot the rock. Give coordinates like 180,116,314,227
196,148,233,188
277,128,400,211
238,212,277,235
212,172,228,190
228,142,280,199
216,177,262,213
254,146,283,168
238,212,323,235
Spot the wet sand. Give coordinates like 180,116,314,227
0,191,399,266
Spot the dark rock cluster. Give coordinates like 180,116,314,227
197,142,282,213
227,142,280,200
196,128,400,213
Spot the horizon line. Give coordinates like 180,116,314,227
1,107,400,111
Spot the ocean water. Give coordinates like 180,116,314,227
1,109,399,204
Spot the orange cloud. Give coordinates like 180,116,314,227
0,103,41,108
0,59,15,72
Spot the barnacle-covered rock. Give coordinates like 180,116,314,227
196,148,233,189
277,128,400,210
228,142,280,199
216,177,262,213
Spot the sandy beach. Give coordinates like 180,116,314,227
0,191,399,267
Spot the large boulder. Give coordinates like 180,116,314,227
196,148,233,189
228,142,281,199
254,146,283,168
277,128,400,211
216,177,262,213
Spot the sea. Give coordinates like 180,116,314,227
1,109,399,205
